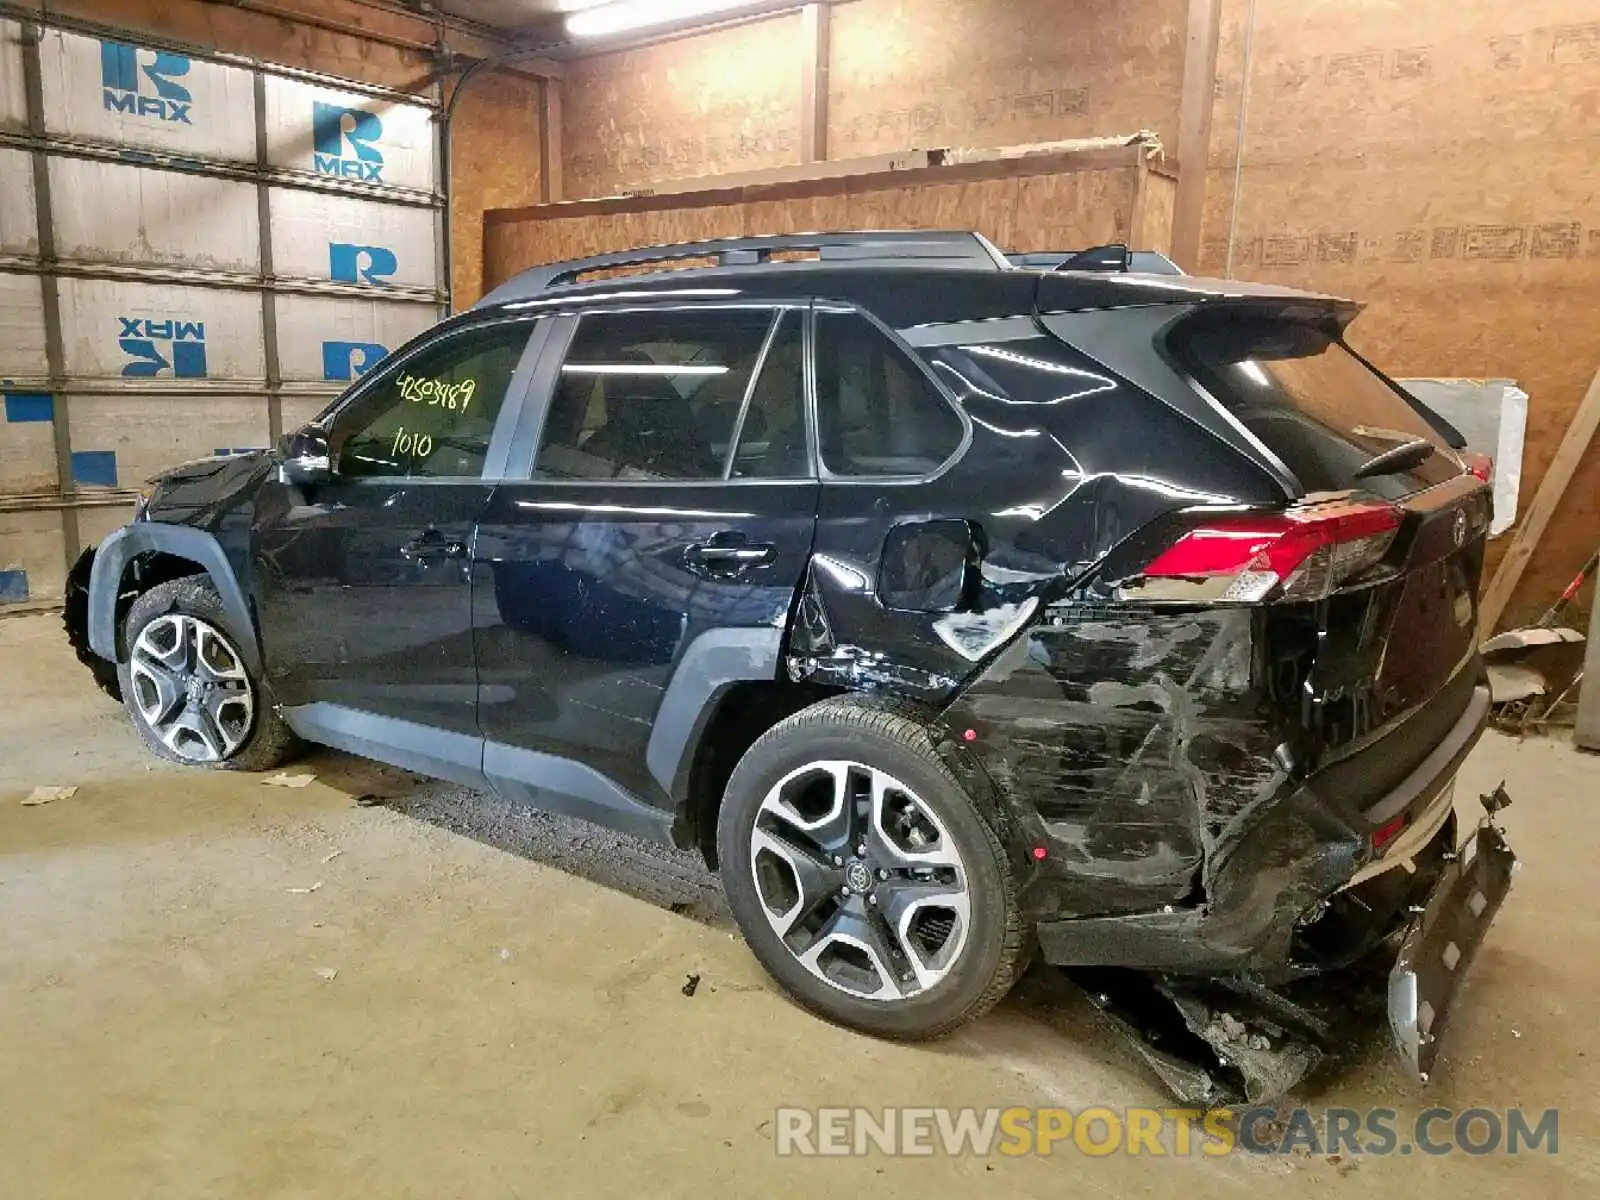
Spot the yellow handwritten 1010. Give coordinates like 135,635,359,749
397,373,477,413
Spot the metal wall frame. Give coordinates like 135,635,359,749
0,10,446,605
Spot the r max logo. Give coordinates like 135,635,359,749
322,341,388,381
101,42,193,124
313,102,384,182
119,316,207,378
330,243,397,285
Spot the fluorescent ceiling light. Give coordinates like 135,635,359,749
567,0,775,38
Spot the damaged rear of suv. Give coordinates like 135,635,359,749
65,232,1512,1100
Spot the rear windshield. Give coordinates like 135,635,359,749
1172,314,1460,499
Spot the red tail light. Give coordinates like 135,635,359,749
1372,813,1408,851
1126,501,1401,604
1461,452,1493,482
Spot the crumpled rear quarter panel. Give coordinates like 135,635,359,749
940,602,1289,919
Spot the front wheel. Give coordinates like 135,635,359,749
717,699,1028,1039
117,576,299,771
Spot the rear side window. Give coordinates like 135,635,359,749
814,310,964,478
535,308,803,481
1173,314,1458,499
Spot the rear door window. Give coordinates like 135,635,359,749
813,309,965,478
1172,314,1459,499
534,308,803,481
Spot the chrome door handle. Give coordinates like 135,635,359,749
685,535,776,572
401,533,467,561
691,544,775,564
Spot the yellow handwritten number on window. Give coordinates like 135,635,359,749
397,373,478,414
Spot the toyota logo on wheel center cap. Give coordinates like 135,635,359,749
844,860,873,894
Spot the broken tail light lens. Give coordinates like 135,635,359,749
1125,501,1402,604
1372,813,1408,852
1461,452,1493,482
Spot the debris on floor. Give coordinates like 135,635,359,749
314,967,338,982
1068,967,1338,1107
20,785,77,806
287,881,324,895
681,972,701,997
320,849,344,864
264,773,316,789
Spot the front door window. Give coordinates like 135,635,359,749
333,321,533,480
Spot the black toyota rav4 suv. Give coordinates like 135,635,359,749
66,231,1512,1093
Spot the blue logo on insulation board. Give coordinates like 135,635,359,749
330,243,398,285
119,316,207,378
100,41,193,124
313,103,384,182
322,342,388,381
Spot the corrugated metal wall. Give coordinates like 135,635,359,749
0,14,443,606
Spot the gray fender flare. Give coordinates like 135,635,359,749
87,523,260,672
645,627,783,803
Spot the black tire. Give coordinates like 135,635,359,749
116,576,300,772
717,697,1028,1039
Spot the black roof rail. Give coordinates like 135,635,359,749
1006,245,1185,276
479,230,1013,306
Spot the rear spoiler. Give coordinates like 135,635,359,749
1007,244,1185,275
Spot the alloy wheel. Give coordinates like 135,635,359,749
128,613,255,763
749,760,971,1001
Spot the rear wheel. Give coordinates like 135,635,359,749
117,577,298,771
717,698,1028,1039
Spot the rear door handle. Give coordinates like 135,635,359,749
685,533,776,571
401,531,467,561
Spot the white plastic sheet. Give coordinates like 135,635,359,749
1398,378,1527,536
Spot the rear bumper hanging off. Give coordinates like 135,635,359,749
1388,817,1516,1081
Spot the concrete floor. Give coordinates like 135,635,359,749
2,609,1596,1197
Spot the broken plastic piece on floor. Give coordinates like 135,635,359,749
1481,625,1585,655
21,785,77,806
1487,662,1547,705
264,773,316,788
315,967,338,982
320,849,343,864
287,881,324,895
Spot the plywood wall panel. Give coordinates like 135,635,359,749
556,0,1185,201
835,178,1022,250
1200,0,1600,625
1134,169,1178,255
1012,168,1138,250
450,72,543,306
827,0,1186,159
562,16,804,198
